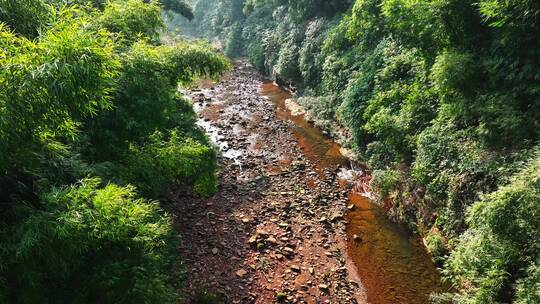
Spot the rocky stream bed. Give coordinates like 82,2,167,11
172,61,449,304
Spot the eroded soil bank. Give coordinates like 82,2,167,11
174,61,449,303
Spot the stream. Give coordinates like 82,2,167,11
260,81,450,303
181,62,450,303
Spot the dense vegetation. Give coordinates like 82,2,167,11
0,0,229,302
179,0,540,302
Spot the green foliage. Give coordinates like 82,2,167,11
425,231,446,264
0,11,119,173
122,130,218,197
275,31,302,84
297,95,339,132
0,0,229,301
284,0,352,21
362,41,435,165
85,40,229,161
431,50,479,99
347,0,384,45
445,151,540,303
247,40,265,71
225,23,244,58
381,0,444,52
100,0,164,43
54,0,108,10
479,0,540,29
0,0,51,37
370,169,400,198
161,0,194,20
1,178,181,303
299,18,329,89
515,261,540,304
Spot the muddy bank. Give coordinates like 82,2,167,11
174,61,449,303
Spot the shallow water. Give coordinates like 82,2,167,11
260,81,451,304
260,81,348,173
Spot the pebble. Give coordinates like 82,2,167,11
236,269,248,278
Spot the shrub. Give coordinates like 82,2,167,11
122,130,218,198
369,169,400,200
430,50,479,99
445,150,540,303
275,30,302,84
99,0,164,43
425,230,447,264
247,40,265,71
515,261,540,304
297,95,339,131
0,11,119,174
85,40,229,161
1,178,181,303
225,23,244,58
0,0,51,37
299,18,329,89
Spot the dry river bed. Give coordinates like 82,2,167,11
172,61,448,304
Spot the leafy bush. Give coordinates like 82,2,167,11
298,18,330,89
247,40,265,71
425,230,447,264
0,0,229,302
275,30,302,84
297,95,340,134
0,0,51,37
515,261,540,304
100,0,164,43
1,178,181,303
0,11,119,173
225,23,244,58
445,150,540,303
85,40,229,161
122,129,218,197
370,169,400,199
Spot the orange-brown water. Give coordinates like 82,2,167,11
261,81,451,304
260,81,348,173
346,193,451,303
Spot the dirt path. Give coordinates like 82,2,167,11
172,62,367,303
